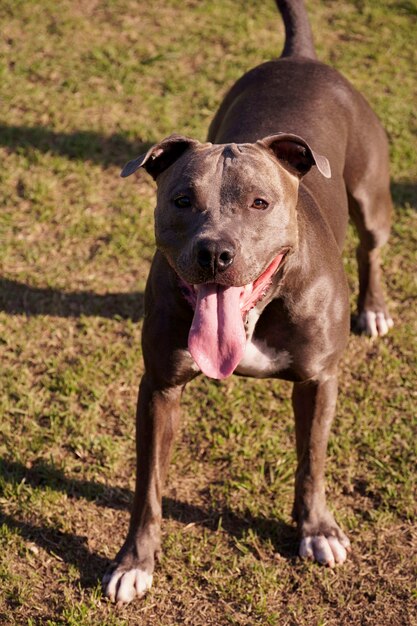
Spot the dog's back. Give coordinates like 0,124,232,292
208,0,391,250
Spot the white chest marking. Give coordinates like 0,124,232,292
235,309,291,378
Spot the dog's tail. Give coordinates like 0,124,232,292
275,0,317,60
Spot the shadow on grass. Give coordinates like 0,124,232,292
0,278,144,321
0,123,152,167
391,181,417,210
162,497,299,561
0,512,107,588
0,457,298,581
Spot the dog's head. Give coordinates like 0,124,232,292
121,133,330,378
122,133,330,287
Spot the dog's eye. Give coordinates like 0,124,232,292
174,195,192,208
251,198,269,209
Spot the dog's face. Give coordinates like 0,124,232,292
122,134,330,290
154,142,299,288
122,134,330,379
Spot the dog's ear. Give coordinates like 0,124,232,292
121,134,200,180
259,133,331,179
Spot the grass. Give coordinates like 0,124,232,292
0,0,416,624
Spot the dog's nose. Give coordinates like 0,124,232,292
196,239,235,273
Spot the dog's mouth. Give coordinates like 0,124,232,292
179,251,287,379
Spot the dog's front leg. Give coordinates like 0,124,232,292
292,374,350,567
103,373,182,603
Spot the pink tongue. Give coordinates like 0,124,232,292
188,283,246,379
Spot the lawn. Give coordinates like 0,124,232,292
0,0,416,624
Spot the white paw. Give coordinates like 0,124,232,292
299,534,350,567
357,310,393,338
103,567,153,604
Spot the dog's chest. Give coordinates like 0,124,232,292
235,309,291,378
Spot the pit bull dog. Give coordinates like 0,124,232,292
103,0,393,603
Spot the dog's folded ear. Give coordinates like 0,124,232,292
259,133,331,179
121,134,200,180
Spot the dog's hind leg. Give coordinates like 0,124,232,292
345,123,394,337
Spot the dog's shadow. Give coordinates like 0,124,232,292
163,496,298,561
0,458,298,588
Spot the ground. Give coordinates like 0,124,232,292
0,0,416,624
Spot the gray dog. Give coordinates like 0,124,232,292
103,0,393,603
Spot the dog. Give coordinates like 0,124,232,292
103,0,393,603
